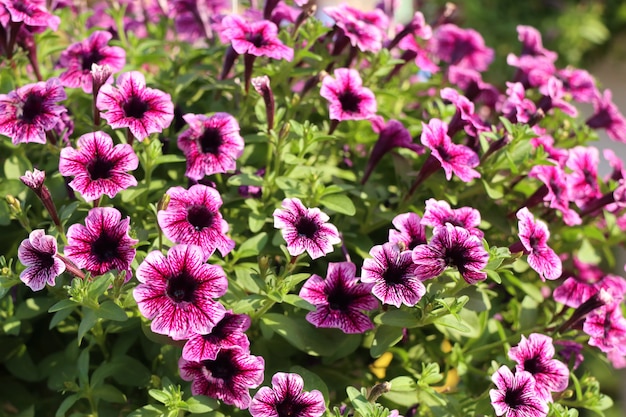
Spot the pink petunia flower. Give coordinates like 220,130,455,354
514,208,562,281
65,207,137,278
584,304,626,355
508,25,557,65
489,366,549,417
18,229,65,291
440,87,489,137
182,311,251,362
299,262,377,334
320,68,377,122
388,212,426,250
157,184,235,258
420,118,480,182
273,198,341,260
220,14,293,61
361,243,426,307
557,67,598,103
500,82,537,124
171,0,229,42
179,349,265,409
565,146,601,207
0,0,60,30
412,224,489,284
133,244,228,340
508,334,570,401
97,71,174,141
59,131,139,202
324,4,388,53
0,78,67,145
250,372,326,417
177,112,244,180
58,31,126,93
586,89,626,143
432,24,494,72
528,165,581,226
421,198,483,238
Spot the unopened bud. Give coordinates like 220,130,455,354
368,381,392,402
157,193,171,212
5,195,21,214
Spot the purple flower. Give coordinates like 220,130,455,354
18,229,65,291
508,334,570,401
501,82,537,124
432,24,494,72
0,0,60,30
299,262,377,334
557,67,598,103
421,198,483,238
220,14,293,61
177,113,244,180
133,245,228,340
420,119,480,182
250,372,326,417
586,89,626,143
514,25,557,62
528,165,581,226
182,311,251,362
58,31,126,94
157,184,235,258
388,212,426,250
440,87,489,137
489,366,549,417
515,208,561,281
59,131,139,202
179,349,265,409
65,207,137,278
584,303,626,354
0,78,67,145
97,71,174,141
565,146,601,207
273,198,341,260
555,340,584,370
412,224,489,284
324,4,388,53
171,0,229,42
320,68,377,122
362,243,425,307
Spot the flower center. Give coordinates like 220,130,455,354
186,205,214,231
436,145,451,162
198,128,223,155
123,95,149,119
87,157,115,180
247,33,266,48
20,93,44,123
327,289,351,311
166,273,198,303
295,217,318,239
503,387,524,409
382,263,406,285
82,49,104,71
91,233,119,263
276,399,306,417
523,357,543,374
444,246,467,272
203,353,236,380
338,90,360,113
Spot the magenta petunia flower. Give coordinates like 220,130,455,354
97,71,174,141
501,82,537,124
182,311,251,362
583,302,626,354
324,4,388,53
440,87,489,137
388,212,426,250
177,112,245,180
59,131,139,202
320,68,377,122
220,14,293,61
489,366,549,417
157,184,235,258
508,334,570,401
361,243,426,307
555,340,584,370
557,67,598,103
299,262,377,334
0,78,67,145
273,198,341,260
179,349,265,409
58,31,126,93
586,89,626,143
0,0,60,30
18,229,66,291
250,372,326,417
565,146,601,207
412,224,489,284
171,0,229,42
528,165,581,226
65,207,137,278
515,207,562,281
133,244,228,340
421,198,483,238
515,25,558,62
432,24,494,72
420,118,480,182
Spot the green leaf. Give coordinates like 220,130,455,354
319,193,356,215
236,232,268,259
261,313,340,356
78,308,98,345
87,273,115,299
419,363,443,386
96,301,128,322
282,294,315,311
149,389,170,404
127,405,167,417
13,297,55,319
183,396,219,413
375,310,420,328
55,393,80,417
388,376,417,391
77,348,89,387
92,384,127,403
227,173,264,187
49,299,79,313
154,154,186,166
370,325,404,358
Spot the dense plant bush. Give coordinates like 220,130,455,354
1,1,626,417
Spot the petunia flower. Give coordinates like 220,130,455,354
299,261,377,334
273,198,341,260
0,0,60,30
133,244,228,340
586,89,626,143
412,224,489,284
513,207,561,281
65,207,137,278
0,78,67,145
565,146,601,207
528,165,581,226
18,229,65,291
177,112,245,180
555,340,584,370
361,243,426,307
432,24,494,72
584,304,626,355
515,25,558,62
220,14,293,61
557,67,598,103
97,71,174,141
489,366,549,417
388,212,427,250
250,372,326,417
179,349,265,409
421,198,483,238
324,4,388,53
508,334,570,401
320,68,377,122
20,168,63,232
182,311,251,362
157,184,235,258
59,131,139,202
58,31,126,94
440,87,489,137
